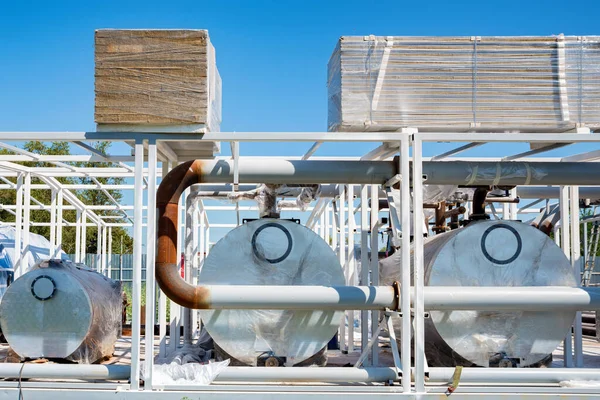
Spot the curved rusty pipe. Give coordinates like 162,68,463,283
156,160,211,309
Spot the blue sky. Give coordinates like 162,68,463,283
1,0,599,243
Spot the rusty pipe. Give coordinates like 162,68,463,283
156,160,212,309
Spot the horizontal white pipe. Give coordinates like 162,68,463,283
424,286,600,311
207,285,396,310
204,285,600,311
214,367,397,383
0,364,129,380
428,368,600,384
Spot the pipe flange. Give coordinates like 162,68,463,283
392,281,401,311
31,275,57,301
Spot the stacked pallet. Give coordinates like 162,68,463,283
95,29,221,133
328,35,600,132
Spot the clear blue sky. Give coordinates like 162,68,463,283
1,0,599,243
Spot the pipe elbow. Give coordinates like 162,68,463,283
156,160,211,309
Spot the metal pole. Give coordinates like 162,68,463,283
154,158,600,186
370,184,379,365
19,173,31,278
560,185,572,368
347,184,355,353
412,136,426,392
360,185,369,363
158,162,171,358
570,185,583,367
153,285,600,311
0,364,130,381
80,211,87,264
338,185,346,352
214,367,397,383
56,188,63,257
49,189,56,257
75,210,81,263
13,174,23,278
427,367,600,384
96,221,102,273
102,223,108,275
144,139,157,390
108,227,112,280
183,187,197,346
130,138,144,390
400,136,412,393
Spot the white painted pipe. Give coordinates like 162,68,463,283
214,367,398,383
202,285,600,311
0,364,130,380
428,367,600,384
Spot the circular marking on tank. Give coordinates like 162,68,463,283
480,224,522,265
251,222,293,264
30,275,57,301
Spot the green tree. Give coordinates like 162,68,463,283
0,141,133,255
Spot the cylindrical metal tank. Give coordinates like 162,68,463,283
199,219,345,366
380,220,577,367
0,259,122,364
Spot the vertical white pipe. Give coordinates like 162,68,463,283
583,222,588,286
370,184,379,366
412,137,425,392
170,190,185,354
75,210,81,263
144,140,157,389
347,184,355,353
360,185,369,363
158,162,171,357
49,190,56,257
570,186,583,367
13,174,23,278
331,197,338,251
509,188,518,220
502,202,509,220
130,139,144,390
319,212,326,239
560,185,573,368
20,173,31,277
400,137,412,393
324,203,331,247
102,224,108,275
108,227,113,280
81,212,87,264
96,222,102,273
338,185,347,352
56,189,63,256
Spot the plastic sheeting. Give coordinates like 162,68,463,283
228,184,320,217
199,219,345,366
0,225,69,299
0,259,122,364
95,29,222,131
151,360,230,385
328,35,600,132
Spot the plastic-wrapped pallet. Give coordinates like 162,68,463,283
328,35,600,133
95,29,222,135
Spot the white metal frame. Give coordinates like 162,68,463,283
0,130,599,399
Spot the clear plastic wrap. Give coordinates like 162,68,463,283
199,219,345,366
150,360,229,385
328,35,600,132
0,259,122,364
228,184,320,217
95,29,222,131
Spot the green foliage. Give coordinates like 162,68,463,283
0,141,133,254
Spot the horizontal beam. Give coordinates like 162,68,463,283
428,367,600,384
1,131,599,143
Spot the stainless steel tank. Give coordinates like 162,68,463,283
199,219,345,366
0,259,122,364
380,220,577,367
